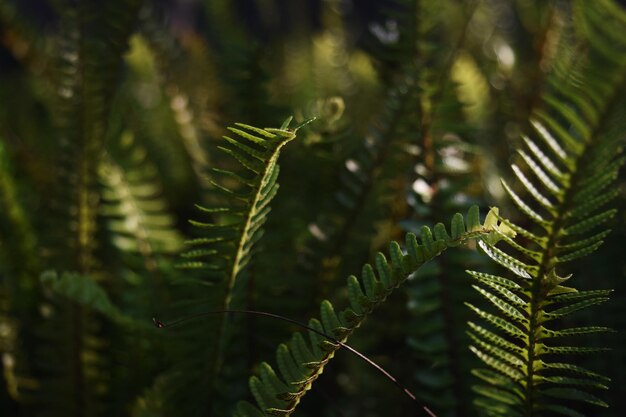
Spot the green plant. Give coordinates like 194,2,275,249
0,1,624,417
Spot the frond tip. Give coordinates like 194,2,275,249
178,119,302,276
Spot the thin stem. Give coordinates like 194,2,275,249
153,309,437,417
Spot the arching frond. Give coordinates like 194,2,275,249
235,206,514,417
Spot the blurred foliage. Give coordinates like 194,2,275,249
0,1,624,417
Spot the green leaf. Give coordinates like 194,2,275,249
470,344,525,381
540,376,608,390
468,322,525,355
501,180,551,229
542,326,614,339
473,385,523,406
542,387,608,407
545,298,610,319
478,241,535,279
521,135,566,181
451,212,466,239
472,286,527,322
467,271,523,291
466,304,526,339
564,209,616,235
541,404,586,417
543,362,611,382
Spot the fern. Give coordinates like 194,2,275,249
1,1,625,416
99,131,183,268
137,3,212,188
467,1,626,416
300,72,419,288
405,98,484,417
235,206,514,417
141,118,311,416
48,0,142,271
36,2,142,415
0,139,41,407
392,2,483,414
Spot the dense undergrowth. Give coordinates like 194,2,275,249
0,1,625,416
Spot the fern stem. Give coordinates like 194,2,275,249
438,257,469,416
523,280,542,415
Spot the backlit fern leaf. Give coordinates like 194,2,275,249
467,1,626,415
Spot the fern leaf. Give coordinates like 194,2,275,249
468,2,625,415
38,2,142,415
152,119,306,416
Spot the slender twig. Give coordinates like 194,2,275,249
153,309,437,417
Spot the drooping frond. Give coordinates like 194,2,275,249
235,206,515,417
467,1,626,415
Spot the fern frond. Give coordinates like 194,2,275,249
40,270,155,331
99,131,183,271
137,3,213,187
149,119,307,416
39,2,142,415
468,1,626,415
50,0,142,270
235,206,513,417
0,139,41,406
179,121,301,276
297,68,421,313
